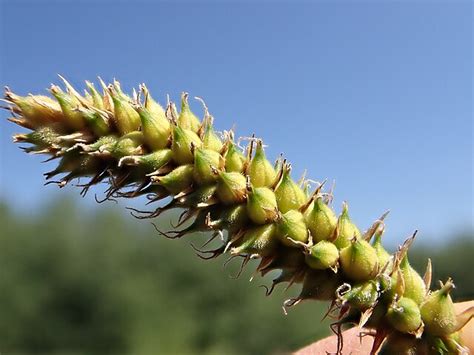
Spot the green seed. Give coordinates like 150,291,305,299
276,210,309,247
110,131,144,158
210,204,249,233
151,164,194,194
340,238,379,282
372,226,391,267
420,279,458,336
109,88,141,134
305,197,338,242
216,172,247,205
50,85,85,130
387,297,422,334
202,117,223,152
171,125,202,164
85,81,105,110
334,202,361,249
246,187,279,225
193,148,223,185
81,108,110,136
248,140,276,188
231,224,277,256
224,140,246,173
342,280,379,310
138,106,171,151
305,240,339,270
178,92,201,132
119,149,172,172
400,256,426,305
379,333,429,355
274,164,306,213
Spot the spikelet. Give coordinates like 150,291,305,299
4,78,471,354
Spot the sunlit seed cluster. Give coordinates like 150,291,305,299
4,77,473,354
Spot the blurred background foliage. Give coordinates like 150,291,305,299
0,197,472,355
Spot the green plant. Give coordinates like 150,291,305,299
4,77,473,354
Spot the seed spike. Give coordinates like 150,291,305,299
4,80,472,353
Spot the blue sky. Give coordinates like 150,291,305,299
1,1,472,246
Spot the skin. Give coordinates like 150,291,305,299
295,301,474,355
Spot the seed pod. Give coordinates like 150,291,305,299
305,240,339,270
202,117,223,152
44,150,102,181
50,85,85,130
340,280,379,310
142,85,166,119
224,140,246,173
248,140,276,188
379,333,429,355
138,106,171,151
340,238,379,282
296,270,340,302
387,297,422,334
85,81,105,110
109,87,141,134
110,131,144,158
178,92,201,132
86,135,118,152
399,256,426,305
443,332,466,354
174,185,217,208
151,164,194,194
193,148,223,185
13,126,61,148
274,164,306,213
210,204,249,233
420,279,468,336
231,224,277,257
276,210,309,247
246,186,279,225
80,108,111,136
258,247,305,276
171,125,202,165
216,172,247,205
372,225,391,267
4,89,63,129
305,197,338,242
118,149,173,172
334,202,361,249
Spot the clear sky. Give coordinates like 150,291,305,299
0,0,472,246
